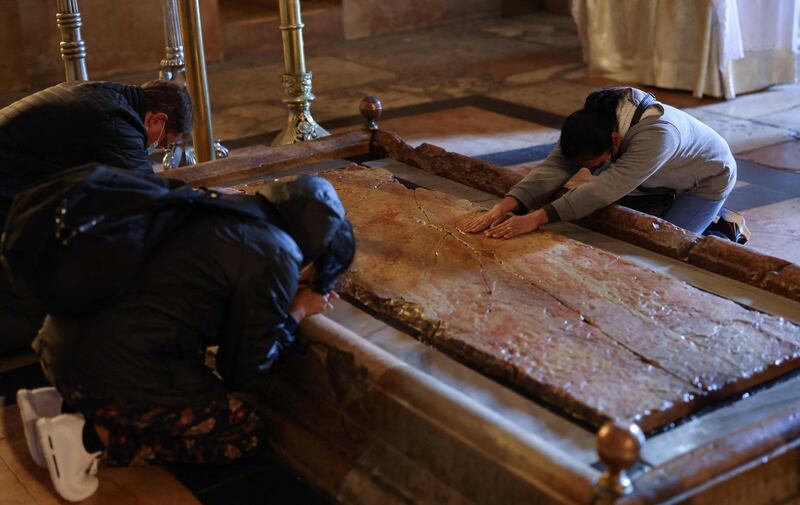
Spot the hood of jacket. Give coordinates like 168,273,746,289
255,175,347,264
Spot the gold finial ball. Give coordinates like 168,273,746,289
359,96,382,122
597,421,645,472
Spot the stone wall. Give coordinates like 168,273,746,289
0,0,222,93
542,0,571,16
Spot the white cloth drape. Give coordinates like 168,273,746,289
738,0,799,51
571,0,800,99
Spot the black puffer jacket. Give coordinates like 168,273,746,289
34,176,348,407
0,81,152,228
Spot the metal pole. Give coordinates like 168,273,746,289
176,0,214,162
56,0,88,82
160,0,190,169
160,0,186,81
272,0,329,146
160,0,227,169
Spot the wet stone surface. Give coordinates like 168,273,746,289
323,166,800,432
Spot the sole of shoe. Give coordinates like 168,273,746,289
36,416,99,503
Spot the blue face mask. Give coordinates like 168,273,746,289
146,123,166,155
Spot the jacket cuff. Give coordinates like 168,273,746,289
542,204,561,223
550,197,577,222
508,196,527,215
505,187,535,214
258,316,300,374
283,315,299,335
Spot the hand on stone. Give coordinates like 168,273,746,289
463,208,508,233
463,197,519,233
289,288,338,322
485,210,547,239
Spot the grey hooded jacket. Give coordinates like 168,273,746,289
506,88,737,222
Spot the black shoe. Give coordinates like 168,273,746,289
703,208,750,244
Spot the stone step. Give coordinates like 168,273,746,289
221,1,343,58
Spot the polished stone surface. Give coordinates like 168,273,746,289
641,374,800,466
507,159,543,177
365,159,499,202
328,164,800,472
489,79,600,116
754,106,800,134
376,105,560,156
684,108,797,154
342,0,502,40
742,197,800,265
326,299,600,465
504,62,586,86
694,85,800,120
739,140,800,175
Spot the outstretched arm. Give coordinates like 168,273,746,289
505,143,575,212
464,144,576,234
548,125,679,222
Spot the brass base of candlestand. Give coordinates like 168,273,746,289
272,72,329,146
272,107,330,145
161,139,229,170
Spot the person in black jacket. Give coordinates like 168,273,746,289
20,175,355,502
0,80,192,353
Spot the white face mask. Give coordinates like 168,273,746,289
146,122,166,155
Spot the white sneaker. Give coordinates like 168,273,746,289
17,387,63,468
36,414,102,502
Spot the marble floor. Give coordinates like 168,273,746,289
1,10,800,505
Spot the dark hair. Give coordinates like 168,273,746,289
583,88,625,118
560,88,625,162
141,80,193,137
313,219,356,294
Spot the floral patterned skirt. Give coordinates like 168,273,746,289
59,384,266,466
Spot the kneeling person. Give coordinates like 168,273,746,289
0,79,192,354
22,175,354,501
465,87,737,239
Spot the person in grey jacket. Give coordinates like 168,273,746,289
464,87,737,239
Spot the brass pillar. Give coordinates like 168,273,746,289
176,0,215,162
160,0,186,81
56,0,88,82
272,0,329,146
